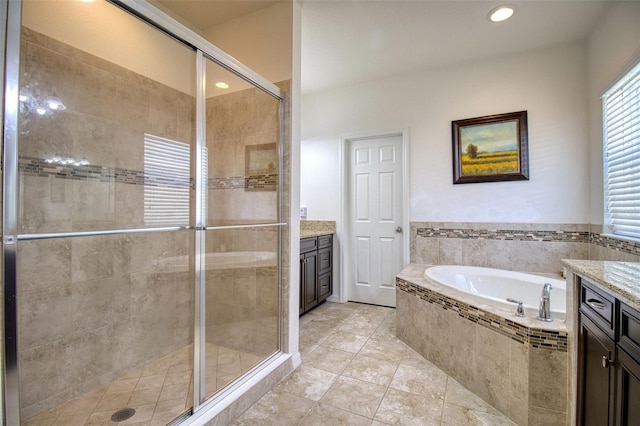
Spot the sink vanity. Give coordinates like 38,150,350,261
300,221,336,315
563,260,640,426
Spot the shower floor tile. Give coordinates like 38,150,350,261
21,342,263,426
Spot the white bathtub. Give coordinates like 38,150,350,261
424,265,566,321
153,251,277,273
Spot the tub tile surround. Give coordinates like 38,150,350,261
396,263,569,425
300,220,336,238
411,222,640,275
412,222,590,275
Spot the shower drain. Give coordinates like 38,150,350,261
111,408,136,422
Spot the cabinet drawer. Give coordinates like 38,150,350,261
620,303,640,364
580,278,616,338
318,247,332,275
317,272,332,301
300,237,318,254
318,234,333,248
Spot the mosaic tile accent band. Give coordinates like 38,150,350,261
590,233,640,257
19,156,277,191
416,226,590,243
396,278,568,352
416,225,640,258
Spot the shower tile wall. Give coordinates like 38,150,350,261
18,27,195,234
203,81,288,369
410,222,640,273
17,232,193,419
205,83,281,225
204,228,279,357
17,27,196,419
17,26,291,420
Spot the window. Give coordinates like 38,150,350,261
603,60,640,240
143,134,191,226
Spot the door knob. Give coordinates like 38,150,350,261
395,227,403,233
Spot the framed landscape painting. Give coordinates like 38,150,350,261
452,111,529,184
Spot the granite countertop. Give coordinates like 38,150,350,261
562,259,640,311
300,220,336,239
301,230,334,238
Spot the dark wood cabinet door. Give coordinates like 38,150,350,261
579,314,616,426
299,235,333,315
299,254,305,315
303,251,318,312
616,349,640,426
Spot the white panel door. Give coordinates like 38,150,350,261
349,135,403,307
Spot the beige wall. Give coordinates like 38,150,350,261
22,0,196,95
204,1,293,86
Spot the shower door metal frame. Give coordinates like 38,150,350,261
2,0,23,424
1,0,288,422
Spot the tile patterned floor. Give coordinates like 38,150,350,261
22,343,263,426
235,302,516,425
23,302,516,425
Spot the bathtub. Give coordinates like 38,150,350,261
153,251,277,273
424,265,566,320
396,263,569,424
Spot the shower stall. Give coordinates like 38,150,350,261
2,0,290,424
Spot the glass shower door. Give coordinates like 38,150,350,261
199,56,283,401
3,0,287,424
12,2,197,424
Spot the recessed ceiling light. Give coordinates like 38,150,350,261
215,82,229,89
488,5,516,22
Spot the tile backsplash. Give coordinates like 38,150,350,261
411,222,640,274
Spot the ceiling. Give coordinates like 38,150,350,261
301,0,610,94
156,0,281,32
154,0,611,95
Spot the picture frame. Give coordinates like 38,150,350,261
245,143,278,191
452,111,529,184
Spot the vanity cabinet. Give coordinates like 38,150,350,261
616,304,640,424
578,278,640,426
300,235,333,315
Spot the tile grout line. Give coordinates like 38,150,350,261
369,309,401,426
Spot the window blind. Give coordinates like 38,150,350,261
144,134,190,226
604,60,640,240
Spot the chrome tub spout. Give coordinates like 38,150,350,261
538,283,553,322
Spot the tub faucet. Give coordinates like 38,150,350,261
506,298,526,317
538,283,553,322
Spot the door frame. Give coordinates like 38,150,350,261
336,128,410,304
